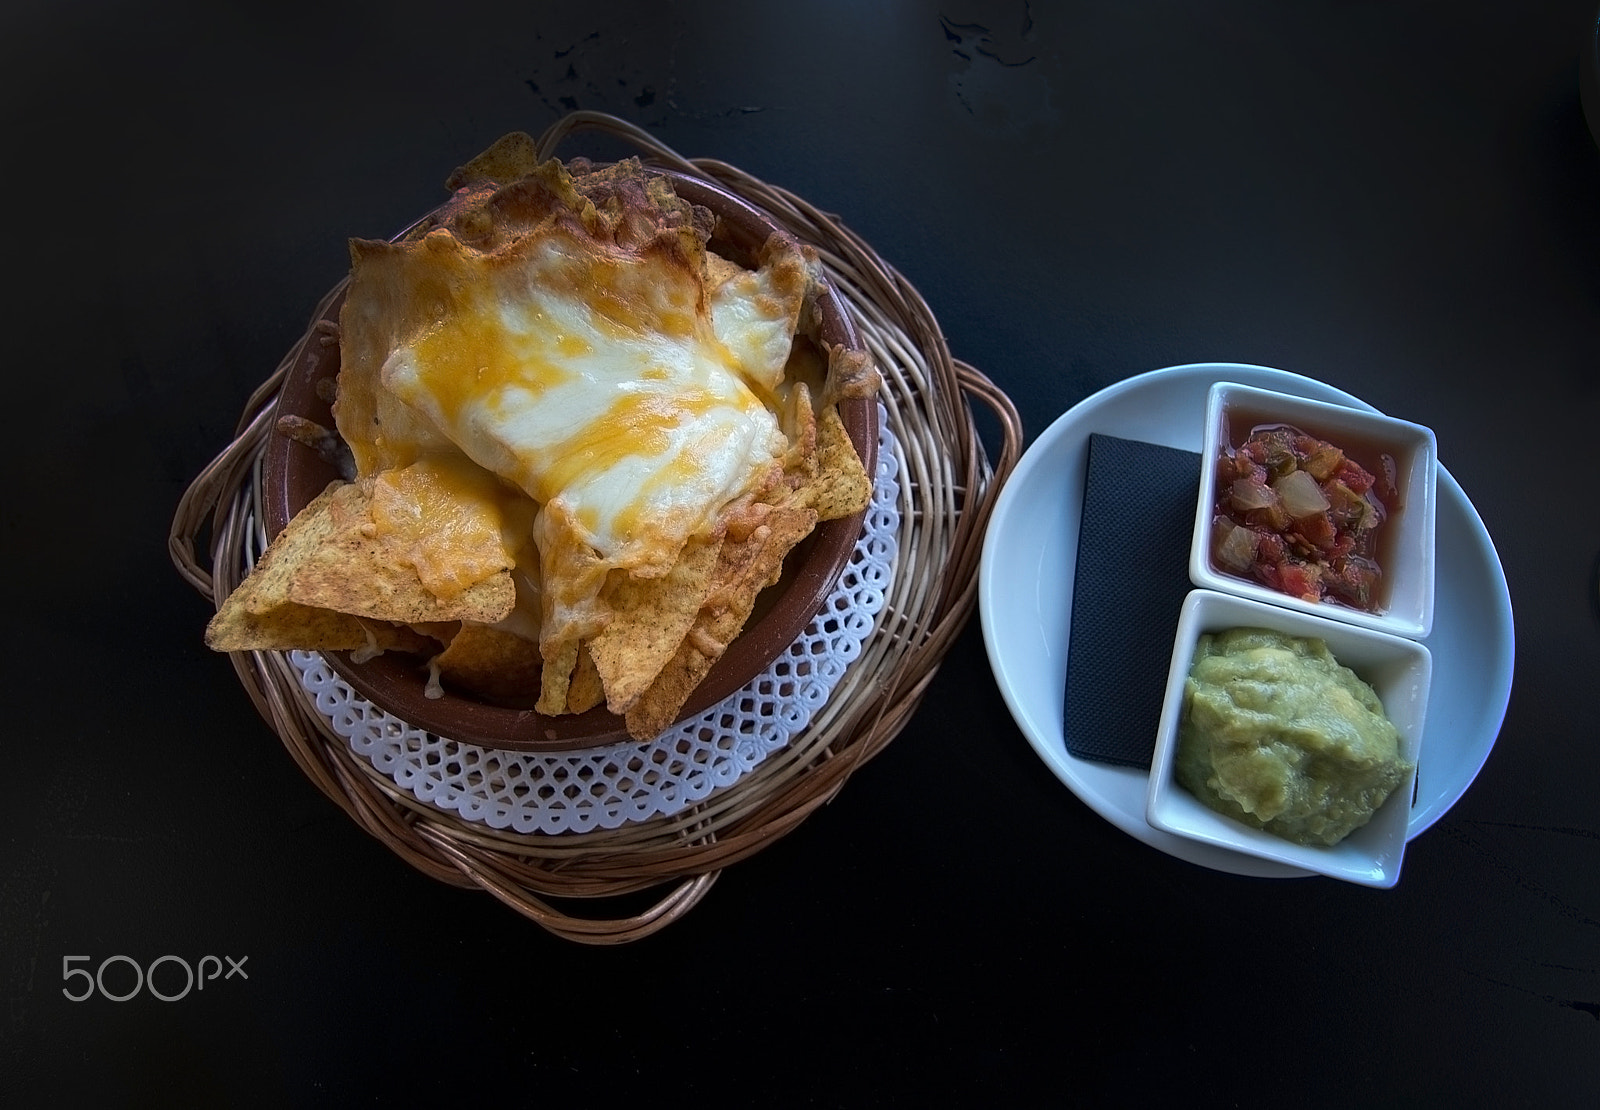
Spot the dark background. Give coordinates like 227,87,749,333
5,0,1598,1103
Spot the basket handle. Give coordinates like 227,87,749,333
417,824,722,945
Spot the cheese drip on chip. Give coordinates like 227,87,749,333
367,456,534,601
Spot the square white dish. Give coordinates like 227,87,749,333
1146,588,1432,888
1191,381,1437,638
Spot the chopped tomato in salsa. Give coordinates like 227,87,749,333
1210,424,1392,612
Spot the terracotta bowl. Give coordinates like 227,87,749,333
262,169,877,751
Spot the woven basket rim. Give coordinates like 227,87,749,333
169,110,1023,944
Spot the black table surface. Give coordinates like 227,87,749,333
7,1,1598,1103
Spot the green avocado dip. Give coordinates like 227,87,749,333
1176,628,1412,847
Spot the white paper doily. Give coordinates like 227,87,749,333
291,409,901,835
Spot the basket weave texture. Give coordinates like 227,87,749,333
169,111,1023,944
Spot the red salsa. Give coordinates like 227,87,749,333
1210,424,1392,611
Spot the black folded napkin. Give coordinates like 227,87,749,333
1063,434,1200,769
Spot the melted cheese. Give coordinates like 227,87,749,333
368,455,534,600
336,174,813,651
709,256,806,394
381,232,786,569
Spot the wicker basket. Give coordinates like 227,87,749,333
169,111,1023,944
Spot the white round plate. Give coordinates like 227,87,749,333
978,363,1514,878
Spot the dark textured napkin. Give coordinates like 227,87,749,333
1063,434,1201,768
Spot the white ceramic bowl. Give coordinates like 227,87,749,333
1190,381,1438,639
1146,589,1432,888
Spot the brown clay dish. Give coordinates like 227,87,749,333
262,168,878,751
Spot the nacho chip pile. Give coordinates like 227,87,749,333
208,138,878,741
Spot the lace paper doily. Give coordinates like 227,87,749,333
291,410,900,835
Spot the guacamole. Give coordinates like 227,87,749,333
1176,628,1411,847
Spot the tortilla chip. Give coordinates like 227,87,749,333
206,484,394,652
206,598,421,655
624,504,818,740
778,381,819,478
823,343,881,406
536,637,582,716
285,481,517,625
432,624,543,701
801,405,873,521
589,534,724,715
704,251,746,294
565,646,605,715
444,130,540,192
